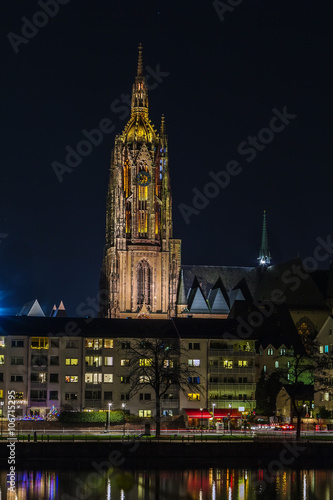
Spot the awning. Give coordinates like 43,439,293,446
213,409,242,419
184,409,212,419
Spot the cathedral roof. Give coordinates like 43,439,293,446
181,265,257,298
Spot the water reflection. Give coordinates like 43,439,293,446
0,467,331,499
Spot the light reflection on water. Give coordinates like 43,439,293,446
0,468,332,499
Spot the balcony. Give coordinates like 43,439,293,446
208,383,256,392
161,399,179,409
209,366,255,375
208,399,256,410
209,349,256,356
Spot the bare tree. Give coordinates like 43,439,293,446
122,337,203,436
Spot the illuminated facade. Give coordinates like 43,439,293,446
100,46,181,319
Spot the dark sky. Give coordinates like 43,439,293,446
1,0,332,315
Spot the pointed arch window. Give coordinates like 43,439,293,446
137,260,151,305
123,158,130,198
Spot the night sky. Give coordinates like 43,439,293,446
1,1,332,315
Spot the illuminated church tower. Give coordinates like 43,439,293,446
100,46,181,318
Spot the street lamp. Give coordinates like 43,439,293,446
122,403,126,436
108,401,113,432
228,403,232,435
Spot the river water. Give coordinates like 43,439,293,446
0,467,332,499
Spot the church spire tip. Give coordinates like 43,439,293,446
137,43,143,76
258,210,271,266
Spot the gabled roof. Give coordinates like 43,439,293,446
207,277,230,313
18,299,45,317
187,277,210,313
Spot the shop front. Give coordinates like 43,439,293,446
184,409,212,427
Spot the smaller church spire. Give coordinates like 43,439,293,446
177,269,187,306
258,210,271,265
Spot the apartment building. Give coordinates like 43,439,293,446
0,312,303,420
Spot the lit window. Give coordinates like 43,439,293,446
223,360,233,369
85,373,102,384
15,392,24,400
139,375,149,383
263,365,267,373
325,345,329,353
188,359,200,367
188,393,200,401
104,374,113,383
104,357,113,366
0,356,4,365
267,348,273,356
275,361,279,368
188,377,200,384
139,358,152,366
0,338,5,348
65,376,78,383
320,346,324,354
66,358,79,365
85,339,103,350
0,390,3,398
121,359,130,366
238,360,248,367
164,360,174,368
120,376,130,384
104,339,113,349
139,410,152,418
85,356,102,367
31,337,49,349
280,348,286,355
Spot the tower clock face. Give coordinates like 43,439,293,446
136,171,151,187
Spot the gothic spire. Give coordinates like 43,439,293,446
258,210,271,265
131,43,149,115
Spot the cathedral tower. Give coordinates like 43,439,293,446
100,46,181,318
